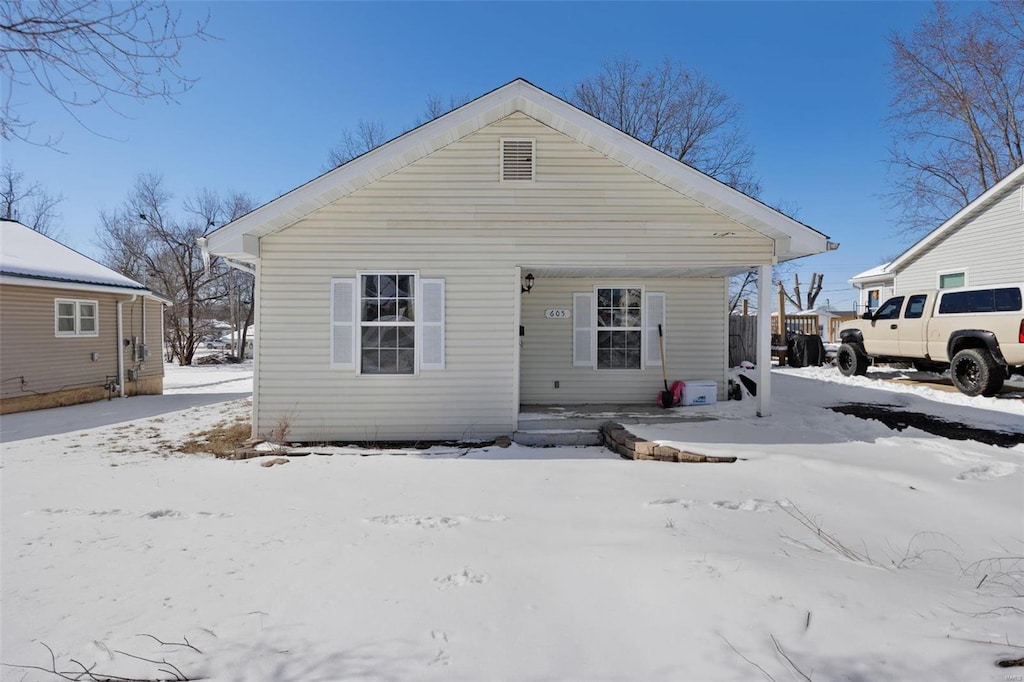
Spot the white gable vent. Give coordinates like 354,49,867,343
501,138,535,182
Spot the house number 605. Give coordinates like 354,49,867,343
545,309,571,319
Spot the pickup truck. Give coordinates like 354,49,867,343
836,284,1024,396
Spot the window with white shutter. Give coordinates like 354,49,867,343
501,138,535,182
573,288,664,370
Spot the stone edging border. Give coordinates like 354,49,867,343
600,421,737,463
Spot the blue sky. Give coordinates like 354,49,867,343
6,1,950,312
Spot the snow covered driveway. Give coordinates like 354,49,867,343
1,363,1021,681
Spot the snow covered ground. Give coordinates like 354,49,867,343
1,362,1022,681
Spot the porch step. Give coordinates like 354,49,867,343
512,429,602,447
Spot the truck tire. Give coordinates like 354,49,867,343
837,343,868,377
950,348,1004,397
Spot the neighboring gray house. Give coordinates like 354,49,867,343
0,220,168,413
204,78,833,442
851,164,1024,312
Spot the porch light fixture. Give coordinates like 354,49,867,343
521,272,535,294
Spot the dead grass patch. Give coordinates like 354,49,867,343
178,418,252,458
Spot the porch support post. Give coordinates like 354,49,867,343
756,264,773,417
512,265,522,433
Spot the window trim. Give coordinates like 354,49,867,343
593,284,646,371
937,269,968,289
355,270,420,377
54,298,99,337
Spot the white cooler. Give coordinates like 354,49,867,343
681,380,718,406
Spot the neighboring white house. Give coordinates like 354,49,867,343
204,78,833,442
851,164,1024,312
849,262,895,315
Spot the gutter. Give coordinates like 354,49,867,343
197,236,255,277
117,294,138,398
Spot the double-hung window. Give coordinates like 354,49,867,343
55,299,98,337
573,286,664,370
331,273,445,374
360,273,416,375
596,287,643,369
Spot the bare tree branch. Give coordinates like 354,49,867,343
886,0,1024,235
569,55,762,196
0,0,211,145
0,162,63,235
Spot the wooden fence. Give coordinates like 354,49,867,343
729,313,857,366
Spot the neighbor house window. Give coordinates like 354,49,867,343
360,273,415,374
54,299,98,337
938,271,966,289
596,287,642,369
866,289,880,312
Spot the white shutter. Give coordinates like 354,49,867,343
646,292,666,367
573,292,593,367
420,278,445,370
331,278,356,369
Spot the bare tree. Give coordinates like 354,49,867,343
325,119,389,168
420,92,472,123
0,0,210,145
569,56,761,196
887,0,1024,234
780,273,824,311
0,163,63,235
97,174,251,366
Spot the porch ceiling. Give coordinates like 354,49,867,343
522,265,758,278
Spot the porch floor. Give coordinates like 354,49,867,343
515,403,715,446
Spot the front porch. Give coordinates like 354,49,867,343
514,403,716,446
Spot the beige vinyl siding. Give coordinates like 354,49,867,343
0,284,163,400
896,186,1024,292
520,278,726,404
256,113,772,441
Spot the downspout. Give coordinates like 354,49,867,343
117,294,138,398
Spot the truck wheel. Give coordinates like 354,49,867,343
950,348,1004,396
837,343,868,377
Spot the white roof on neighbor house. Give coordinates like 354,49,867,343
0,219,147,292
206,78,831,263
849,261,894,284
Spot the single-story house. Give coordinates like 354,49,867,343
204,78,833,442
851,164,1024,312
0,219,169,413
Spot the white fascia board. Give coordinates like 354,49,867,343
887,164,1024,272
0,274,169,303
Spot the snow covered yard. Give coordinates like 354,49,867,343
1,363,1022,681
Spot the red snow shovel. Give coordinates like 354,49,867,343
657,324,675,408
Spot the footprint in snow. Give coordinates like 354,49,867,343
647,498,694,508
956,462,1019,481
366,514,509,529
711,499,785,512
434,568,489,590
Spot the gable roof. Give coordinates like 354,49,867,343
206,78,831,262
886,164,1024,273
0,219,163,298
849,261,894,285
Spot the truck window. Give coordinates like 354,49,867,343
874,296,904,320
904,294,927,319
939,287,1023,314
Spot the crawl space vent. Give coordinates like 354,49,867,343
501,139,535,181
